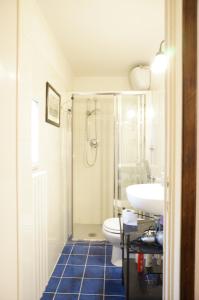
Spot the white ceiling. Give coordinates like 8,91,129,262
37,0,164,76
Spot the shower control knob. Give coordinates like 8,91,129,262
90,139,98,148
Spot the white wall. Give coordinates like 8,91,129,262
151,72,165,91
73,76,131,91
18,0,73,299
149,72,165,178
73,73,165,93
0,1,18,299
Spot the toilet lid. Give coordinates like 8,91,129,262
103,218,121,233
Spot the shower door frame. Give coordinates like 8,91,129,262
71,92,116,235
71,91,150,233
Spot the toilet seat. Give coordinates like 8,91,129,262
103,218,121,234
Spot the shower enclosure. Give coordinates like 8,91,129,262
72,91,157,240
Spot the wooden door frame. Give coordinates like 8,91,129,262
165,0,197,299
181,0,197,299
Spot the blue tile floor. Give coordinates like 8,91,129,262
41,241,125,300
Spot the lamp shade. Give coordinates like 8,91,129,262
151,53,168,74
129,65,151,90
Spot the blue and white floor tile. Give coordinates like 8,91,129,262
41,241,125,300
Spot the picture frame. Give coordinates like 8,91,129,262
45,82,61,127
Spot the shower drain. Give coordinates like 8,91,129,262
88,233,97,237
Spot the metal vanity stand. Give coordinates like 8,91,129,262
119,215,163,300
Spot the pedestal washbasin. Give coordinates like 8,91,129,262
126,183,164,215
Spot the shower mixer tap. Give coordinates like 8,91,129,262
85,98,98,166
89,138,98,148
87,109,100,117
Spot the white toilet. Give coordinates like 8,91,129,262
103,217,122,267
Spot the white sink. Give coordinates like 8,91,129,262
126,183,164,215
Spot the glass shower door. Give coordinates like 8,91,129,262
72,94,114,240
115,94,146,202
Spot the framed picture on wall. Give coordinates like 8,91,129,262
45,82,61,127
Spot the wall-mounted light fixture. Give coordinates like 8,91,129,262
151,40,168,74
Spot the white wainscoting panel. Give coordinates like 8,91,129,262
32,170,48,299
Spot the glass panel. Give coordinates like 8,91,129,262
117,94,146,201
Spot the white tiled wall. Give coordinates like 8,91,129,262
73,95,114,225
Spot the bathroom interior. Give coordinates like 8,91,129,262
16,0,166,299
72,91,165,242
